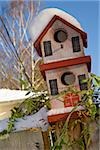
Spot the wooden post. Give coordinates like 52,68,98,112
52,117,99,150
42,131,50,150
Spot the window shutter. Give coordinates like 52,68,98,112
72,36,81,52
43,41,52,56
78,74,88,90
49,79,58,95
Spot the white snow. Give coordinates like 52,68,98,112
48,106,84,116
0,89,34,120
29,8,83,43
0,89,48,120
0,89,33,103
0,89,49,132
0,107,49,132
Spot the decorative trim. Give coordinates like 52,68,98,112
34,15,87,56
48,111,80,123
48,106,85,123
40,56,91,80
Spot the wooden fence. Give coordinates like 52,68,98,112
0,120,99,150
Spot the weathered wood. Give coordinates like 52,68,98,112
42,131,50,150
52,118,99,150
0,130,44,150
0,119,99,150
88,121,99,150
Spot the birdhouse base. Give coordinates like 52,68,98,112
47,106,84,123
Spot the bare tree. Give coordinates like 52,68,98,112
0,0,46,90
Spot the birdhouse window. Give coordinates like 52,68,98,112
43,41,52,56
72,36,81,52
54,29,68,43
61,72,75,85
78,74,88,90
49,79,58,95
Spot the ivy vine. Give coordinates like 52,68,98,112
51,73,100,150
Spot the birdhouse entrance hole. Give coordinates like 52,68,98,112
54,29,68,43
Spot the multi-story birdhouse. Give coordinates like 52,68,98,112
29,8,91,122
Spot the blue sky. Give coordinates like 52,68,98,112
40,0,100,76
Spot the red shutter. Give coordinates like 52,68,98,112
64,93,79,107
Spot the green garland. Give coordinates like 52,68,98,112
51,73,100,150
0,91,50,139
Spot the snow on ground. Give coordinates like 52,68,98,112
29,8,83,43
0,89,49,131
0,107,49,132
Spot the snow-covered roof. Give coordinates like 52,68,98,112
29,8,83,43
0,89,33,103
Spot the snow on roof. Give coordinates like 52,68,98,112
0,89,33,103
29,8,83,43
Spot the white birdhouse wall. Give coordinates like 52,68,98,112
41,19,85,64
45,63,88,99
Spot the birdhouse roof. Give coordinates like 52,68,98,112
29,8,87,56
29,8,83,42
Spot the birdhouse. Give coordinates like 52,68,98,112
29,8,91,122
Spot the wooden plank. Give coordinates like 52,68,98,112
0,130,44,150
42,131,50,150
88,121,99,150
